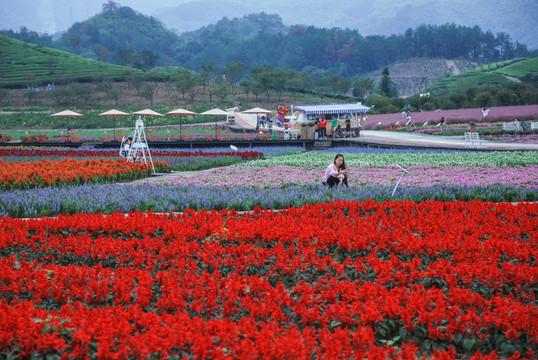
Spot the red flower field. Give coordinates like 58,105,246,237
0,200,536,359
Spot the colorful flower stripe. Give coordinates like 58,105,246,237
165,165,538,189
0,158,169,190
0,148,263,160
0,181,536,219
0,201,536,359
241,150,538,167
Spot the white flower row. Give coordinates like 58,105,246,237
237,150,538,167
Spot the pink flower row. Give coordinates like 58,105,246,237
164,165,538,188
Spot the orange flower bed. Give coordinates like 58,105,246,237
0,158,162,190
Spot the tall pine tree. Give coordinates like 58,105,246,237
378,67,398,98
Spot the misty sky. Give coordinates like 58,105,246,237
1,0,190,34
1,0,536,49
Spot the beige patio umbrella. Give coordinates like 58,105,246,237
243,107,273,129
165,108,197,135
132,108,163,130
98,109,130,141
200,108,229,136
242,106,273,114
51,109,83,134
132,108,164,117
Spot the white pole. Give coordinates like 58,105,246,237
391,165,415,197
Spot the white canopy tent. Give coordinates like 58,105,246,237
291,102,370,125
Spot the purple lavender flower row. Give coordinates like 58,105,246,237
0,183,536,218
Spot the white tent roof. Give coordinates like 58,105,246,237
292,102,370,115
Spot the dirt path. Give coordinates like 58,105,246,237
505,76,521,83
445,60,461,75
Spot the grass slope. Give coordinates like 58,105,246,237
0,35,146,88
494,57,538,78
426,57,537,96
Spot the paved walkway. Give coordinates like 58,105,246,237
234,111,538,151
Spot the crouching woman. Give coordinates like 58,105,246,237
322,153,349,188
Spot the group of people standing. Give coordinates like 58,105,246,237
314,115,353,139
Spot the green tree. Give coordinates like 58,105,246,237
285,71,313,98
135,50,159,70
200,62,215,90
141,82,155,106
129,74,145,97
114,45,136,67
270,68,289,101
94,45,110,62
475,92,493,108
69,37,81,54
378,67,398,98
97,81,120,105
250,65,274,100
224,62,245,85
239,78,254,99
0,88,8,104
329,75,352,96
313,75,331,103
173,68,198,100
102,0,120,12
49,87,69,106
212,80,230,103
496,89,518,106
352,77,374,100
70,83,93,106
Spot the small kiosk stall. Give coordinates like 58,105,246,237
226,107,238,125
290,102,370,138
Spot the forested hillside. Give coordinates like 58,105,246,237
2,6,535,79
1,33,536,115
153,0,538,50
2,4,537,111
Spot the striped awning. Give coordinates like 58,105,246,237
292,103,370,115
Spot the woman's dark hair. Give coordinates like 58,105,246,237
334,153,346,170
